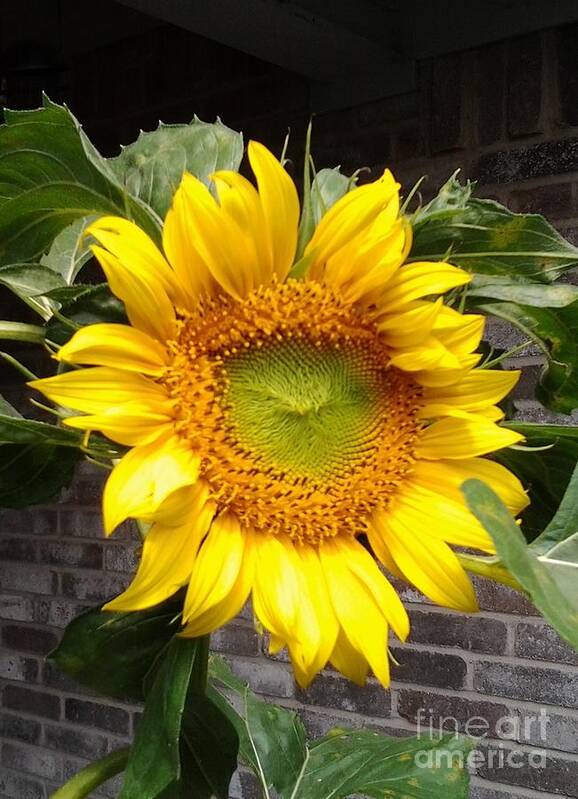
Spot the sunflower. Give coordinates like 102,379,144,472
31,142,527,688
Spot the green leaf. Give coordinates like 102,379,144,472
410,190,578,282
0,442,80,507
179,691,239,799
291,730,472,799
45,284,127,345
480,300,578,413
49,600,182,702
120,636,238,799
294,165,355,269
497,423,578,539
463,478,578,651
0,321,45,343
0,396,22,418
120,637,198,799
415,171,473,217
0,263,64,319
209,657,470,799
209,656,307,797
0,414,82,447
40,218,94,284
0,403,83,508
110,118,243,219
310,167,353,226
469,274,578,307
0,96,159,266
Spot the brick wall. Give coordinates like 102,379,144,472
1,16,578,799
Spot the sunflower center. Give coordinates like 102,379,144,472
223,337,390,481
163,280,422,543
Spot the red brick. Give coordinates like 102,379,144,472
474,661,578,708
476,741,578,796
0,654,38,683
0,714,41,746
44,725,108,760
507,33,543,137
3,686,60,721
2,625,58,656
38,541,103,569
0,509,57,536
211,624,259,657
391,648,467,690
297,671,391,718
60,572,128,603
397,689,511,737
65,698,130,735
430,53,464,153
408,611,508,654
515,622,578,666
0,768,44,799
476,42,505,146
509,182,576,219
0,564,57,596
1,743,60,781
0,538,36,562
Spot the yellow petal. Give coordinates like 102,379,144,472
411,458,529,515
163,181,219,305
390,481,495,551
182,514,254,635
379,262,470,310
416,418,524,459
247,141,299,279
389,336,462,372
213,171,271,285
337,537,409,641
366,520,406,580
309,211,405,303
252,535,299,640
374,506,478,611
378,299,443,349
92,245,176,341
320,537,392,688
272,543,339,687
29,367,169,415
103,437,200,534
306,169,399,269
330,628,369,686
56,324,170,375
420,369,520,415
433,309,485,356
64,403,174,447
413,353,482,388
178,174,257,299
103,483,215,612
88,216,182,301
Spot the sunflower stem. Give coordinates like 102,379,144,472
0,351,38,381
192,634,211,693
49,747,129,799
481,339,534,368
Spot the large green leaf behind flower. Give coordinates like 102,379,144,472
410,176,578,281
463,475,578,651
0,96,160,265
499,423,578,539
109,118,244,219
209,656,472,799
0,397,83,508
410,174,578,413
